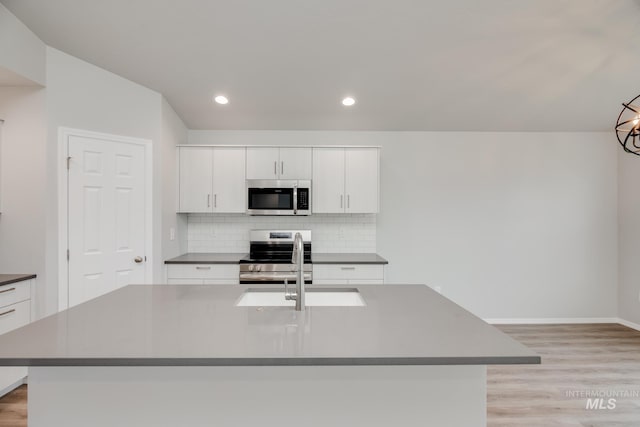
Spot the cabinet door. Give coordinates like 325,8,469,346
279,148,312,180
212,147,246,213
345,148,379,213
178,147,213,213
312,148,345,213
246,147,279,180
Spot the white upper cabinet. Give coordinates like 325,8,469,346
246,147,279,179
246,147,311,180
312,148,345,213
312,147,379,214
179,147,213,213
345,148,379,213
279,148,312,179
212,147,246,213
178,146,246,213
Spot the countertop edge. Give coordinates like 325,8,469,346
164,260,242,265
0,355,541,367
164,253,389,265
0,274,37,287
312,259,388,265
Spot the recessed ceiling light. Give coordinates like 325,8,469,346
342,96,356,106
214,95,229,105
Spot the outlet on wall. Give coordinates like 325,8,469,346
169,228,175,241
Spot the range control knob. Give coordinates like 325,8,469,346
256,265,262,272
248,265,255,272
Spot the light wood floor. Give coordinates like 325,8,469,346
0,384,25,427
488,323,640,427
0,324,638,426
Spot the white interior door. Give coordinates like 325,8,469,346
68,135,146,307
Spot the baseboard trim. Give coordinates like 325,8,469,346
484,317,620,325
616,318,640,332
0,376,26,398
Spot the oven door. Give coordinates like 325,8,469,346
239,264,313,285
247,180,295,215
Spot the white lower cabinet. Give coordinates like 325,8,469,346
166,264,239,285
313,265,384,285
0,278,33,396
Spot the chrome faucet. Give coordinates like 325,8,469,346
285,232,305,311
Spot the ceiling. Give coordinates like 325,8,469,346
3,0,640,131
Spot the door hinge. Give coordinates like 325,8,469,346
66,156,71,170
67,249,70,261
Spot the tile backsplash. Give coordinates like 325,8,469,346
187,214,377,253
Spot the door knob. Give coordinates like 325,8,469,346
134,256,143,263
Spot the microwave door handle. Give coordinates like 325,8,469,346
293,185,298,215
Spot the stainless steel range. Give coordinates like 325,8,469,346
239,230,312,285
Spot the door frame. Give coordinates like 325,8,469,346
57,127,153,311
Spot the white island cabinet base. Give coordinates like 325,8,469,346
29,365,486,427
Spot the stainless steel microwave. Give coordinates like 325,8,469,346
246,180,311,216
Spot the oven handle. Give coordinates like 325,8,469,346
239,273,312,281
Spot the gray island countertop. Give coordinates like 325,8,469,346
0,284,539,367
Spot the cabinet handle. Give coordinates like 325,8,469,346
340,195,343,208
341,267,356,270
214,194,217,208
196,266,212,270
274,161,277,176
347,195,350,209
207,194,211,208
0,287,16,294
0,309,15,317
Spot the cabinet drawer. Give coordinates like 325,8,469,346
166,264,239,280
0,300,30,336
0,279,31,309
313,265,384,281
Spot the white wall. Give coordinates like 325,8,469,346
189,130,618,319
618,149,640,325
160,97,188,264
0,87,47,315
44,47,165,316
0,3,45,85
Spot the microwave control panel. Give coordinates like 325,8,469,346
298,188,310,210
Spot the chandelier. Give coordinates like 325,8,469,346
615,94,640,155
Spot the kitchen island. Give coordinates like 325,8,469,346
0,284,539,426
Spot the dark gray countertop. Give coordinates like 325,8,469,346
0,284,539,367
312,253,388,264
0,274,36,287
164,253,247,264
165,253,388,265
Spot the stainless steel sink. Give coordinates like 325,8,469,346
236,288,365,307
